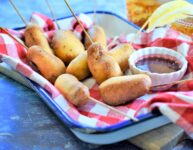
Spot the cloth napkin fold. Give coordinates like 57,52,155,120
1,12,193,137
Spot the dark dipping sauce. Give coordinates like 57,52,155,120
136,57,181,74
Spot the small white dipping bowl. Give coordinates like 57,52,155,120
129,47,188,91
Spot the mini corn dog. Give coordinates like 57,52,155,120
87,43,122,84
84,25,107,50
8,0,53,54
55,74,90,106
27,45,66,83
108,43,134,72
66,51,90,80
51,30,85,64
55,73,138,121
99,74,152,106
24,23,53,54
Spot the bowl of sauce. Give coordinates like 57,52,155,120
129,47,188,91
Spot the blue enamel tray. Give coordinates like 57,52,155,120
1,11,171,143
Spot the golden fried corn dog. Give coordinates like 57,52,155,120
108,44,134,72
84,25,107,50
54,74,90,106
99,74,152,106
27,45,66,83
87,43,122,84
24,24,53,54
66,51,90,80
51,30,85,64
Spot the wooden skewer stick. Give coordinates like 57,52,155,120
135,19,150,38
63,0,94,44
89,97,138,121
107,19,149,49
107,36,119,49
0,27,28,50
45,0,61,30
151,78,193,89
8,0,28,26
130,19,150,45
93,0,97,25
106,32,127,49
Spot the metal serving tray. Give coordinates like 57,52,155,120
1,11,171,144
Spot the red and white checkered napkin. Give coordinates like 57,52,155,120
1,13,193,137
